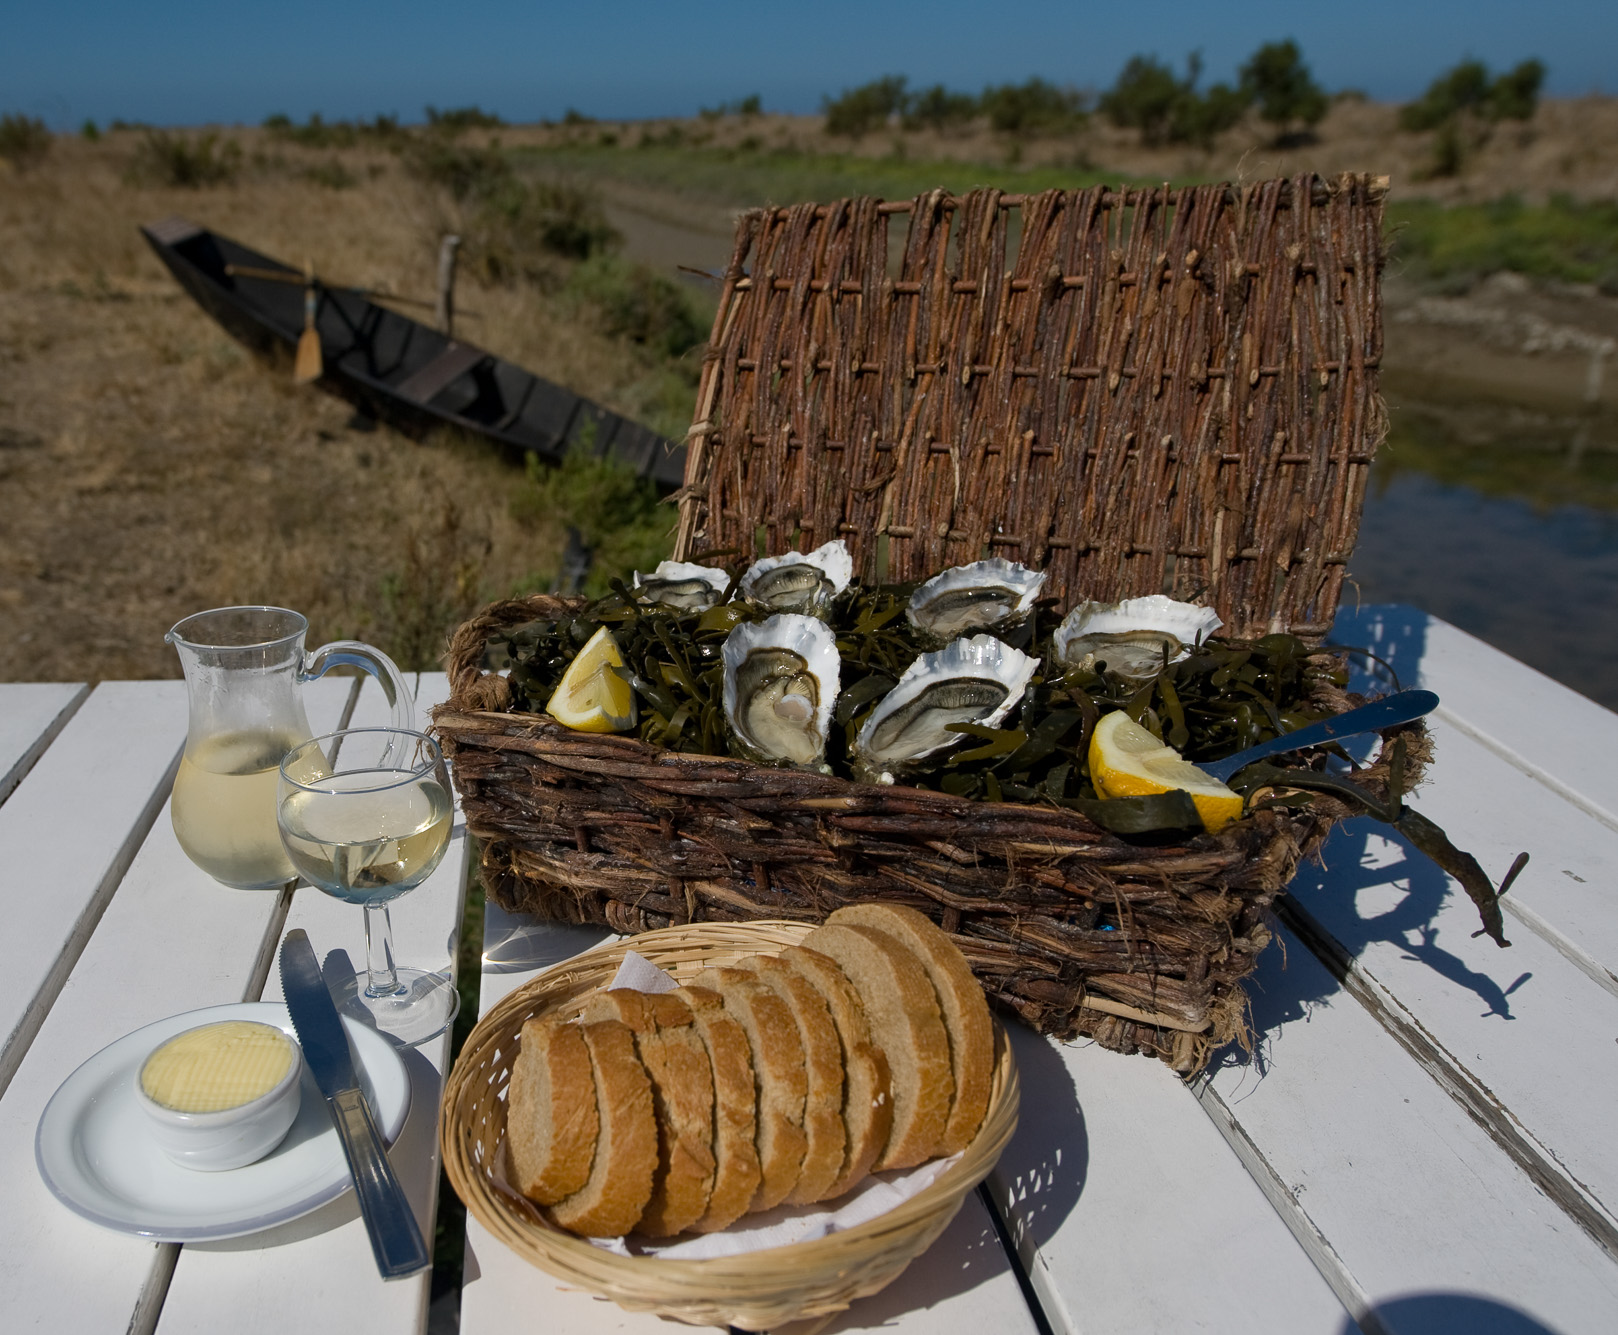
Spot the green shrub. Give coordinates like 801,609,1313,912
263,111,403,148
509,441,674,597
302,159,358,189
1101,54,1245,147
406,136,513,199
567,256,705,359
979,78,1086,135
80,119,100,142
131,130,241,187
1390,194,1618,287
0,113,51,169
1400,58,1544,132
823,76,908,137
425,104,504,134
1238,40,1327,137
902,84,979,132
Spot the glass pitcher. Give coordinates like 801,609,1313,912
166,606,414,890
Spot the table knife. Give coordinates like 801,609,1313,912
1200,689,1440,783
278,929,429,1278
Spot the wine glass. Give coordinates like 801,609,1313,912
277,728,459,1045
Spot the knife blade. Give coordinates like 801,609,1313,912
278,929,429,1278
1200,689,1440,783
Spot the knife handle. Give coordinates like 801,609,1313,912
328,1087,430,1278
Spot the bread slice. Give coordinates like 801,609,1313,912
580,990,715,1236
801,922,951,1170
828,903,994,1154
678,985,761,1232
545,1019,658,1237
695,966,807,1211
778,945,893,1199
506,1016,599,1204
736,953,847,1204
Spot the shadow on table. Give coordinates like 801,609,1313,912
1330,601,1430,696
1347,1291,1563,1335
980,1022,1087,1258
482,901,611,974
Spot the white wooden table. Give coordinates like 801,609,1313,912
3,605,1616,1335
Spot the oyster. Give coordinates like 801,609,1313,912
738,540,854,616
907,559,1046,642
1053,595,1222,681
853,635,1039,782
632,561,730,613
722,615,840,767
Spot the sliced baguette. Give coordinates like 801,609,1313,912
801,922,951,1170
778,944,893,1199
678,985,762,1232
506,1016,599,1204
695,966,807,1211
828,903,994,1153
736,953,847,1204
545,1019,657,1237
580,990,715,1236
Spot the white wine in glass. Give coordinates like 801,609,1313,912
278,728,458,1045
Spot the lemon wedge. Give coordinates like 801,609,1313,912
545,626,637,733
1088,710,1244,832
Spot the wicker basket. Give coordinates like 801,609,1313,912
440,922,1020,1330
434,174,1419,1072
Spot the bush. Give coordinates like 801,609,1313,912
508,442,674,598
1389,194,1618,287
131,130,241,187
406,136,513,200
80,119,100,142
1400,58,1544,132
263,111,403,149
0,113,51,169
1101,54,1244,147
979,78,1085,135
425,104,503,134
823,76,908,137
902,84,979,132
1238,40,1327,137
567,256,706,359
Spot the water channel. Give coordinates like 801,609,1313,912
1346,391,1618,710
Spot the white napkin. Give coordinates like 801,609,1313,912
605,950,681,994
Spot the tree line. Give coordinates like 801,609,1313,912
821,43,1546,147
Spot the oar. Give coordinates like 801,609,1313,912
224,265,481,317
293,258,322,384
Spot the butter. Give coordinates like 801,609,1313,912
140,1021,295,1113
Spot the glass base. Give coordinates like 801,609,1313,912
336,968,460,1047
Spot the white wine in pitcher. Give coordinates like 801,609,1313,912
172,731,305,889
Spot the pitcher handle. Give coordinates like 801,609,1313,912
301,641,415,732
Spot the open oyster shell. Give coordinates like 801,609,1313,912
631,561,731,613
1053,595,1222,681
738,540,854,617
853,634,1039,783
906,559,1046,643
721,615,841,767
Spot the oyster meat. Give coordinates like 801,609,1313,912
632,561,730,613
722,615,840,767
1053,595,1222,681
854,634,1038,781
907,558,1046,641
738,540,854,616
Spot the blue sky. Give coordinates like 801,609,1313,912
3,1,1613,129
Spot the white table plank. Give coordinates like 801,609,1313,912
1332,605,1618,829
156,673,472,1335
1200,921,1618,1334
458,908,1043,1335
0,680,188,1097
0,681,87,806
989,1025,1355,1335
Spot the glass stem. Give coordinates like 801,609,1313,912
363,903,402,998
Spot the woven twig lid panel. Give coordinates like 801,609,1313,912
674,173,1386,639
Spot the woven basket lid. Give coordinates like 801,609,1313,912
673,173,1387,640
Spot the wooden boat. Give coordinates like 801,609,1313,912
140,216,685,490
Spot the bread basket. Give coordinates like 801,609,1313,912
439,921,1020,1330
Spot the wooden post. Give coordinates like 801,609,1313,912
435,234,461,339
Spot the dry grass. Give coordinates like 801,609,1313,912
0,131,692,681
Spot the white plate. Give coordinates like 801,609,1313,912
34,1001,411,1241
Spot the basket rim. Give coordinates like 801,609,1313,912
439,920,1021,1288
